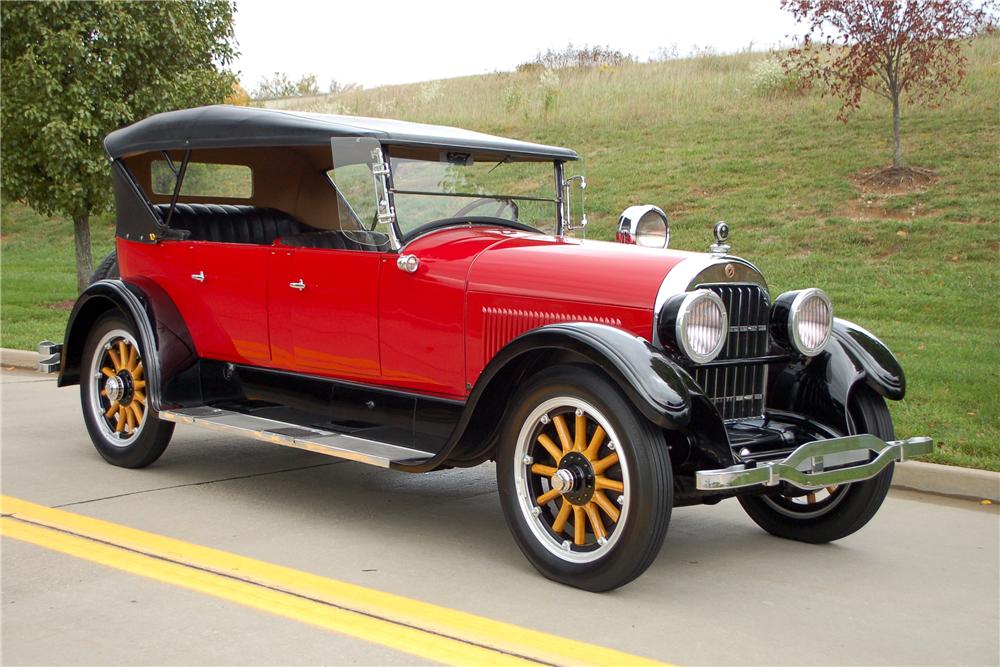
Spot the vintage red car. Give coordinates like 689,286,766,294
40,105,932,591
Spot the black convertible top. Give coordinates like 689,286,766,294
104,105,579,161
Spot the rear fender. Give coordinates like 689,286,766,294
58,279,196,411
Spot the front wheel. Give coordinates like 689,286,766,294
496,365,672,592
80,312,174,468
738,386,895,543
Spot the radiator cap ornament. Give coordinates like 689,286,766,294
709,221,731,255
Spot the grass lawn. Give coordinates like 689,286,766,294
2,38,997,470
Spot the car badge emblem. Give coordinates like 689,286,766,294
725,263,736,278
709,221,731,255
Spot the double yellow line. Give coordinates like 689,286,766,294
1,496,668,666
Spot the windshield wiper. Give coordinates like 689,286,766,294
486,155,510,175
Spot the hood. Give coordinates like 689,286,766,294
466,235,701,311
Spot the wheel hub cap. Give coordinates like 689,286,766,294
550,469,575,493
104,375,125,403
556,451,596,506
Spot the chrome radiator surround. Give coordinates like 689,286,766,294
695,434,934,491
694,283,771,420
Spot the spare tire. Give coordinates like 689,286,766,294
90,250,119,283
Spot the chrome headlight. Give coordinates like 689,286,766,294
616,205,669,249
772,288,833,356
661,290,728,363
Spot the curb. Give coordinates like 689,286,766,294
2,347,997,502
892,460,999,503
1,347,38,371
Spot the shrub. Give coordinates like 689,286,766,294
749,56,809,96
417,81,442,105
539,68,561,114
517,44,635,72
501,82,523,113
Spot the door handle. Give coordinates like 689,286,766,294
289,279,306,291
191,271,205,282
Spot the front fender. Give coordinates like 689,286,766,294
831,319,905,399
488,322,695,429
769,318,905,433
393,322,697,473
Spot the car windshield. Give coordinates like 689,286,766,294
388,154,558,236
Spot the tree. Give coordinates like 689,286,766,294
251,72,322,100
252,72,295,99
1,1,237,292
782,0,996,168
294,74,319,97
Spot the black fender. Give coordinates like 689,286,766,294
58,278,197,411
394,322,699,472
769,318,905,433
479,322,695,429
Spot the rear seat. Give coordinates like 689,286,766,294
154,204,311,245
279,230,391,252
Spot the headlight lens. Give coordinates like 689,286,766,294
616,205,670,249
672,290,728,363
787,288,833,356
635,210,669,248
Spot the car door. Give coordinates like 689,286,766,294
190,241,272,364
268,245,382,378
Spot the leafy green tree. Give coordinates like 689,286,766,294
1,1,238,292
251,72,321,100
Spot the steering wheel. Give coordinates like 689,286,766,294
453,197,519,220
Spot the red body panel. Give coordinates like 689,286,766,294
463,236,693,386
269,247,382,377
193,242,272,363
119,238,271,365
379,227,513,397
119,226,696,400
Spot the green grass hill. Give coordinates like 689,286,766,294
2,37,997,470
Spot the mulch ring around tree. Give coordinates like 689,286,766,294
853,166,938,195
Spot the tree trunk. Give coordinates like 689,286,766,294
892,93,902,168
73,209,94,294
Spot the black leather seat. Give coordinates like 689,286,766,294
154,204,310,245
279,230,391,252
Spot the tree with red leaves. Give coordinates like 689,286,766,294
782,0,996,169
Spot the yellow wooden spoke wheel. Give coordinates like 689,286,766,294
513,396,631,563
89,329,148,444
497,364,673,591
81,315,173,469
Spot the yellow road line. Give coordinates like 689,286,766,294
1,495,668,667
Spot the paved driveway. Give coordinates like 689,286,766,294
2,368,997,665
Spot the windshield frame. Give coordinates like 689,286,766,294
384,145,567,246
326,142,570,250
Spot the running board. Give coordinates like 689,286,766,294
159,407,432,468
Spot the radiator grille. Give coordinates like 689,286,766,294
692,284,770,420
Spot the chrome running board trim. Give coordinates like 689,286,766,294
696,434,934,491
159,407,432,468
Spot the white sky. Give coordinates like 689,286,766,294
234,0,801,90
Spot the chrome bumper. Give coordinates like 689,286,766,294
695,434,934,491
37,340,62,374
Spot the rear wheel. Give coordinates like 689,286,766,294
80,313,173,468
738,386,895,543
497,365,672,592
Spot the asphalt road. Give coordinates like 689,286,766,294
2,368,998,666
